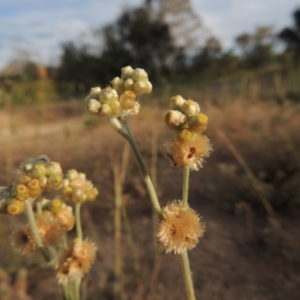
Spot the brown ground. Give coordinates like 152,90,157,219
0,100,299,300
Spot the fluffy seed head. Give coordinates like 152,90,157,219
11,225,36,255
57,238,97,283
157,201,205,254
35,212,65,246
73,238,97,273
165,134,212,171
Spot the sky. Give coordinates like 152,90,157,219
0,0,299,70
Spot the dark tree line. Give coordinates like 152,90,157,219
278,8,300,66
54,5,300,95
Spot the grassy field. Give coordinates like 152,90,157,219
0,78,299,299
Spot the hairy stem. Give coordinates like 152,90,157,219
61,282,71,300
75,203,82,240
123,122,162,219
25,198,51,261
182,166,190,207
72,277,81,300
180,251,196,300
113,164,125,300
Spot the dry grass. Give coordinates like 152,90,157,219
0,97,299,299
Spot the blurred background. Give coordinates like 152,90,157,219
0,0,300,299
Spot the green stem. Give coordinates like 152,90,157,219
182,166,190,207
123,122,162,219
180,251,196,300
113,165,124,299
25,198,51,261
36,199,43,216
61,282,71,300
71,277,81,300
75,203,82,240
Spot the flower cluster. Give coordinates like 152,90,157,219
62,169,99,203
57,238,97,283
7,156,63,215
84,66,152,119
164,95,212,170
157,200,205,254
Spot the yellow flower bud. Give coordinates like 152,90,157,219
87,99,101,115
119,91,136,110
55,205,75,231
99,87,118,104
130,102,140,115
164,110,187,130
66,169,78,181
28,179,42,197
39,176,48,189
62,186,73,201
31,164,47,178
51,198,63,214
188,113,208,134
110,100,121,115
86,187,99,201
111,77,125,94
121,66,134,79
7,199,25,215
73,189,87,203
89,87,101,99
170,95,185,110
48,174,63,190
16,172,31,185
178,129,193,141
131,68,148,81
47,162,62,176
99,104,112,116
15,184,29,201
24,163,33,172
182,100,200,117
124,78,134,91
78,173,86,180
133,81,152,94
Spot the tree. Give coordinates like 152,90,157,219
278,8,300,65
191,37,222,75
102,6,175,78
56,42,99,94
235,33,252,57
235,26,274,68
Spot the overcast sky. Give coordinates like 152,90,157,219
0,0,299,70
